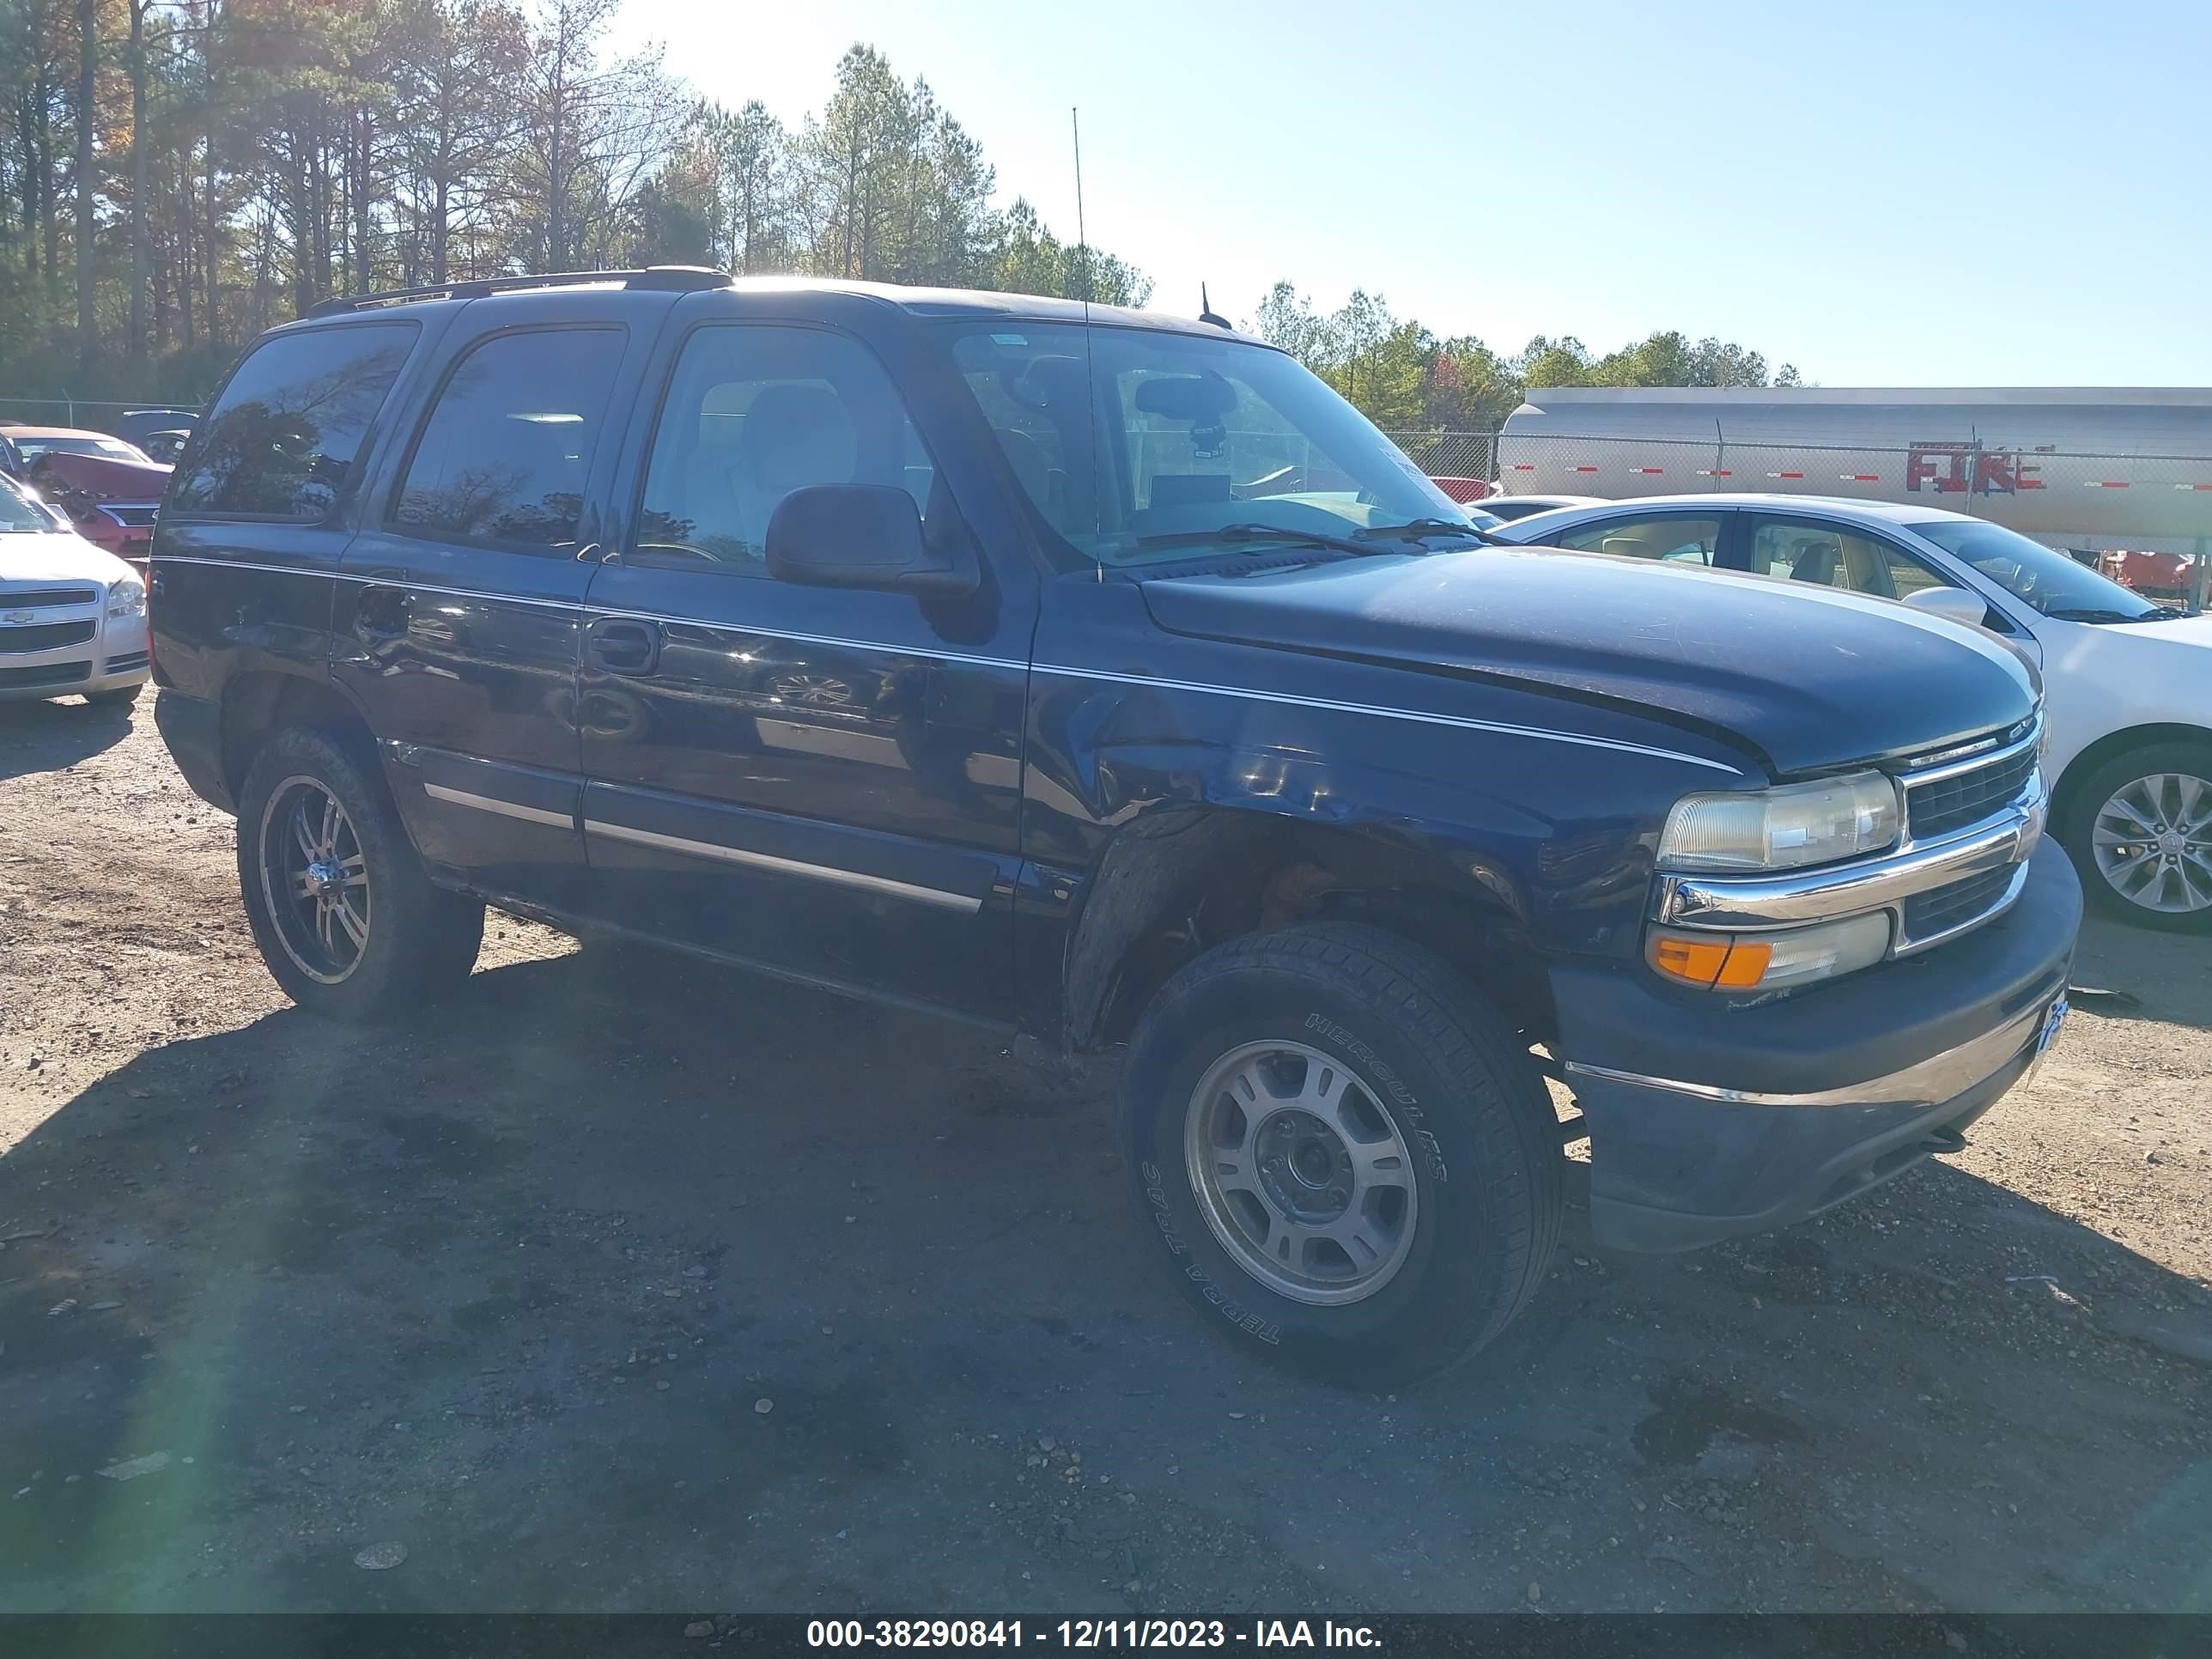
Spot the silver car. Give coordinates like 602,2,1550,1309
0,472,151,707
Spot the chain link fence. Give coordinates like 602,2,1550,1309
1379,429,1500,483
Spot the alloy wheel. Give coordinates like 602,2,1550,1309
2092,771,2212,915
258,775,372,983
1183,1040,1419,1305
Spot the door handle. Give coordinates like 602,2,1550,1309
586,617,660,675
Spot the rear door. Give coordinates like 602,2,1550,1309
334,294,659,914
575,308,1032,1018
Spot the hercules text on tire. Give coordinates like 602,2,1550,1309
1119,922,1562,1385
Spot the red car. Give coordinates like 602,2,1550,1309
0,424,172,574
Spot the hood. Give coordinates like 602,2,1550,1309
0,529,135,587
31,449,172,500
1138,547,2038,777
2131,611,2212,647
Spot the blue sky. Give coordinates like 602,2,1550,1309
611,0,2212,386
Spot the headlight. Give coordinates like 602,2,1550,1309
106,578,146,620
1658,771,1900,872
1648,912,1893,994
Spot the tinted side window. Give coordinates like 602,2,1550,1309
173,322,416,519
635,326,933,576
1557,515,1723,564
1746,519,1949,601
392,328,626,550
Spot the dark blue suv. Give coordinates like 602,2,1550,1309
149,269,2079,1382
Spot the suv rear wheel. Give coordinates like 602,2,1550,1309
236,726,485,1018
2063,740,2212,933
1119,922,1562,1385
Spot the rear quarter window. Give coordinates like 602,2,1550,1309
173,322,417,520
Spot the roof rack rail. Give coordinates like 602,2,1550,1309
303,265,733,319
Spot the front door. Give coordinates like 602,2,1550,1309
577,319,1030,1018
334,299,645,913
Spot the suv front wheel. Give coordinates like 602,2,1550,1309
236,726,485,1018
1120,922,1563,1385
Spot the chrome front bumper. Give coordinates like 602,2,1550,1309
1558,840,2081,1253
1566,986,2068,1109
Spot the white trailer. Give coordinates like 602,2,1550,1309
1495,387,2212,574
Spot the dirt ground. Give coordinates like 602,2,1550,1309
1,696,2208,1616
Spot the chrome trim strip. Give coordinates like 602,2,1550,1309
1030,664,1741,772
583,605,1029,673
149,557,1742,775
150,557,1031,668
1658,775,2043,933
582,818,983,913
1899,718,2041,792
155,556,580,613
422,782,576,830
1565,992,2057,1109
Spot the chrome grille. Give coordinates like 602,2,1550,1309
1905,737,2039,842
1900,864,2021,946
0,586,98,609
0,619,96,653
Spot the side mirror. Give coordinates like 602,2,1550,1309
1903,586,1988,629
764,483,975,597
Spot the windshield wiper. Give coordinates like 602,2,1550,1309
2043,605,2175,623
1352,517,1504,547
1131,523,1406,559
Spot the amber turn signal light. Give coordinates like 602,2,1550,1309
1649,932,1775,990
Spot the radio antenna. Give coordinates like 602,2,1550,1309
1071,106,1091,303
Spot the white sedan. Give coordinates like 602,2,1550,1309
1494,492,2212,932
1470,492,1605,522
0,472,151,708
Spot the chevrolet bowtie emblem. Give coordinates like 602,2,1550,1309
3,610,35,625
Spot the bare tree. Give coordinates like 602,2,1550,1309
391,0,526,283
76,0,98,368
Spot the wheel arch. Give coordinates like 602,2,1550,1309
1060,805,1547,1054
220,667,378,803
2051,721,2212,836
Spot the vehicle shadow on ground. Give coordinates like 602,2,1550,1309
2069,913,2212,1032
2,946,2208,1614
0,696,140,782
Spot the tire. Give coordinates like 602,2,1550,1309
235,726,485,1018
1119,921,1563,1386
2062,740,2212,933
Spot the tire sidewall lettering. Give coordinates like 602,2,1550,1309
1139,1161,1283,1345
1302,1011,1448,1184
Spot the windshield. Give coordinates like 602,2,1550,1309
949,323,1477,567
0,474,61,532
15,433,152,464
1908,518,2171,621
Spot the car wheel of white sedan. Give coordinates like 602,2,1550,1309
2064,741,2212,933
